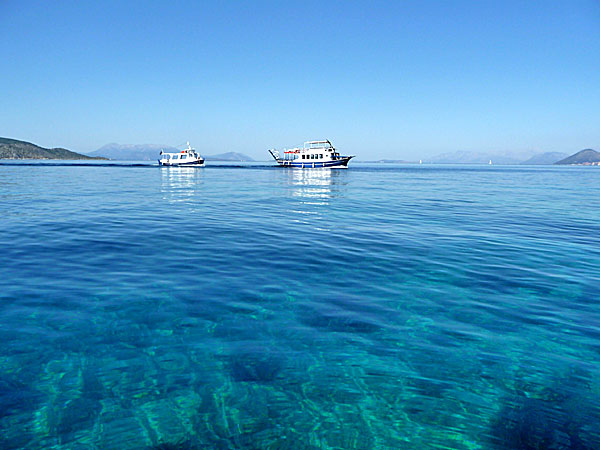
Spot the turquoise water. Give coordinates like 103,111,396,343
1,162,599,449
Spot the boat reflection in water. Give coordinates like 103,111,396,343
286,169,348,231
160,166,203,204
288,168,347,200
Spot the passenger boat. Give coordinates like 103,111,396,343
268,140,354,168
158,142,205,166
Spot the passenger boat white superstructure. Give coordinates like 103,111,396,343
269,140,354,168
158,142,205,166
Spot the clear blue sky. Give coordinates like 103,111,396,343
1,0,599,159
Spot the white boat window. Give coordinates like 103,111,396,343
320,154,323,159
181,155,187,159
173,155,179,159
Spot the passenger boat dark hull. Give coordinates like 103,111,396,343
158,159,205,167
274,157,352,168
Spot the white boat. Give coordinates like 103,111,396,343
268,140,354,168
158,142,205,166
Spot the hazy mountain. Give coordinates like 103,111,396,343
0,137,106,160
204,152,254,161
555,149,600,165
520,152,568,165
425,150,537,164
358,159,412,163
87,143,178,161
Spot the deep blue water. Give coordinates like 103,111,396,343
1,162,599,449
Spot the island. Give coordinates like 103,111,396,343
0,137,107,160
554,149,600,166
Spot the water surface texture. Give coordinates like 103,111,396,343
1,163,599,449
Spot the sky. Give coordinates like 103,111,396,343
1,0,599,160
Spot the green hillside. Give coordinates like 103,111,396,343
0,137,106,160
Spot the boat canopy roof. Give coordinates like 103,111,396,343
304,140,334,150
274,139,338,156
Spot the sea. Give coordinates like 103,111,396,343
0,161,599,449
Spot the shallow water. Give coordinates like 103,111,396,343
1,162,599,449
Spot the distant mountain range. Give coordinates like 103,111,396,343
425,150,533,165
358,159,411,164
0,137,106,160
87,144,254,161
87,143,178,161
520,152,569,165
204,152,254,161
555,149,600,165
425,150,571,165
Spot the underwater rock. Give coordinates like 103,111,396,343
406,376,453,399
56,396,102,436
492,397,569,449
138,395,199,448
320,419,375,450
148,438,197,449
299,310,380,334
100,321,153,350
97,407,152,449
0,376,41,418
153,348,191,373
0,431,34,450
229,348,284,383
490,392,600,449
229,350,284,383
81,364,104,400
213,319,268,342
